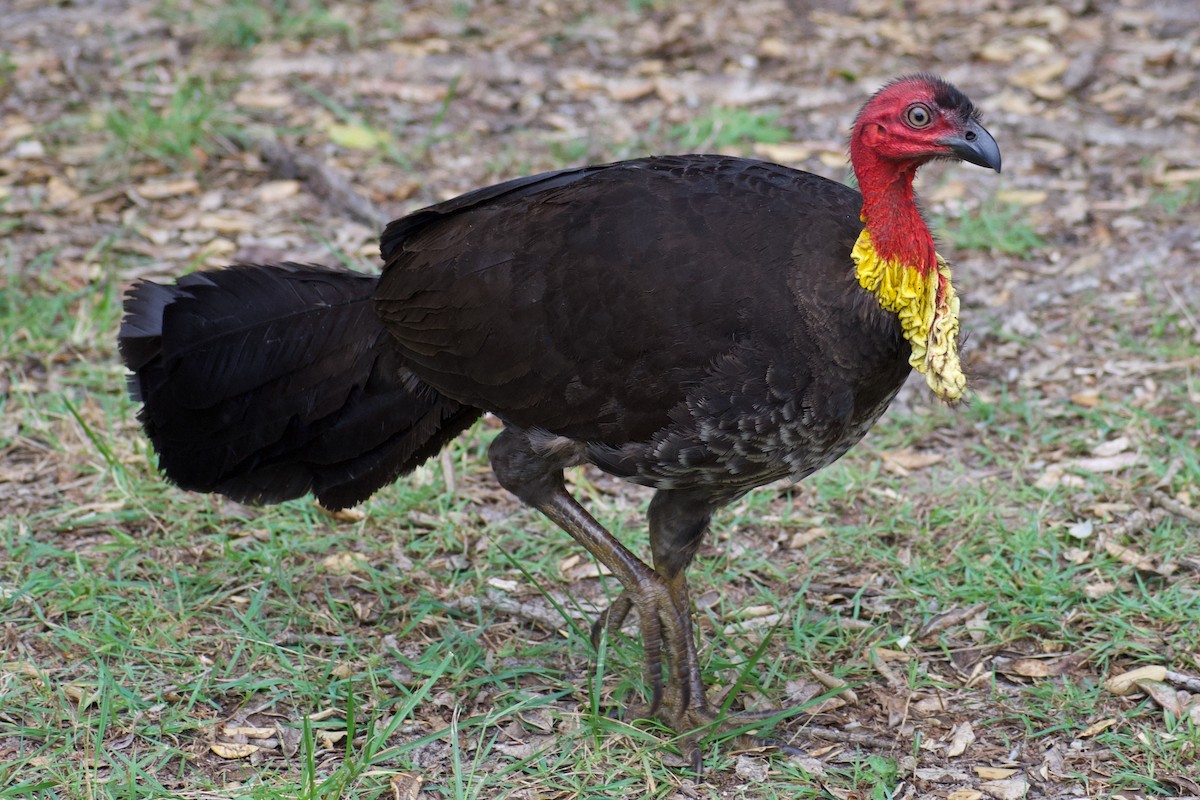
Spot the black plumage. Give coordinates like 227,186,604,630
120,75,1000,769
120,263,478,509
373,156,908,496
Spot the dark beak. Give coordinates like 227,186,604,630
939,119,1001,173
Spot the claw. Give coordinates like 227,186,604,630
590,591,634,648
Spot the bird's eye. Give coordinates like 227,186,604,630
904,103,933,129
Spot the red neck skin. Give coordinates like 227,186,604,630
851,141,938,275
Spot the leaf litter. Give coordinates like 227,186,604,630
2,0,1200,796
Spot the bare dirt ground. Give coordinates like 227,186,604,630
2,0,1199,797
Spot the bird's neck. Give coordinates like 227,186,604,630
851,157,965,402
855,159,937,272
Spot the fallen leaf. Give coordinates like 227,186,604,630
234,89,293,109
1078,718,1117,738
810,668,858,704
916,767,972,781
316,502,366,523
486,577,519,592
1137,679,1186,716
1091,436,1131,457
211,742,260,759
918,602,988,639
1034,465,1087,490
319,552,370,575
13,139,45,158
1065,520,1093,539
135,178,200,199
1011,58,1068,88
880,448,944,475
1104,665,1168,695
975,767,1019,780
391,772,425,800
328,123,390,150
307,708,340,722
1063,547,1091,564
948,791,983,800
1155,167,1200,185
1068,452,1140,473
787,526,828,548
46,176,79,207
1104,541,1155,571
353,598,381,622
996,189,1047,205
1007,657,1072,679
980,775,1029,800
1083,581,1116,599
734,754,769,782
1092,502,1133,518
607,79,655,102
494,741,537,759
222,725,276,739
561,559,612,580
318,730,346,748
63,683,94,709
723,612,785,635
199,213,255,234
946,721,976,757
753,142,813,163
256,180,302,203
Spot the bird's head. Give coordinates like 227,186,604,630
848,75,1000,405
851,74,1001,176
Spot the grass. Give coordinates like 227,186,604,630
104,77,237,170
937,199,1045,257
193,0,352,49
1151,180,1200,215
5,258,1196,795
670,108,792,151
4,2,1200,796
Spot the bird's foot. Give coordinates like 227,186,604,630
589,579,804,771
595,572,707,726
622,689,806,773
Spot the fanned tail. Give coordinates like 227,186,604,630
119,263,481,509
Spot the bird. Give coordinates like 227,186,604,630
119,74,1000,769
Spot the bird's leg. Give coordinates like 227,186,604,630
640,489,717,770
490,431,791,769
589,488,711,647
645,489,713,716
589,488,722,770
489,429,683,712
640,490,809,767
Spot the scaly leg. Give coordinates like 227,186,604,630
593,488,808,768
490,428,688,714
640,488,718,771
490,430,798,770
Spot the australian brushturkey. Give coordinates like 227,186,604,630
120,74,1000,768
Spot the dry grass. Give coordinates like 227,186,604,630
2,0,1199,797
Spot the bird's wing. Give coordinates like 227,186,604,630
374,155,865,444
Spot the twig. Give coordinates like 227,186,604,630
445,589,588,631
1166,670,1200,693
801,725,900,749
916,602,988,640
273,632,349,647
1152,491,1200,526
239,134,390,230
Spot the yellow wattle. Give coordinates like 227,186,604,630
851,228,966,402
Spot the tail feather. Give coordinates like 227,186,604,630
119,263,481,509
